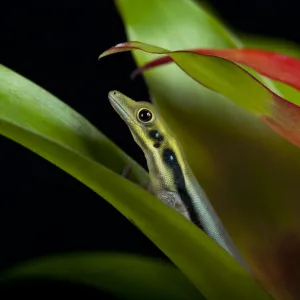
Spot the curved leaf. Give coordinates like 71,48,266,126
0,252,203,300
0,66,272,299
131,48,300,92
0,64,148,185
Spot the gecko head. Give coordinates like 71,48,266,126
108,90,169,150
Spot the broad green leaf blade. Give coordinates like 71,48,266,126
0,252,203,300
0,65,148,185
0,69,272,300
101,42,300,149
113,1,300,299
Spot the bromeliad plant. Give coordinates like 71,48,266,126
1,0,300,299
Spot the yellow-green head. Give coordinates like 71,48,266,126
108,90,174,151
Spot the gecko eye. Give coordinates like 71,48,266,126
137,108,154,124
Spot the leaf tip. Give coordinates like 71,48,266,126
98,42,133,60
98,50,110,60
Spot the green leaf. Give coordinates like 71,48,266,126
0,66,272,299
0,64,148,185
0,252,203,300
113,1,300,299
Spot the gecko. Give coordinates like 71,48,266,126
108,90,250,272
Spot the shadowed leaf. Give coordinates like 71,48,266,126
0,253,203,300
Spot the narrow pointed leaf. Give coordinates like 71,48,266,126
0,252,203,300
131,48,300,91
0,66,272,300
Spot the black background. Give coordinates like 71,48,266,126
1,0,300,298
